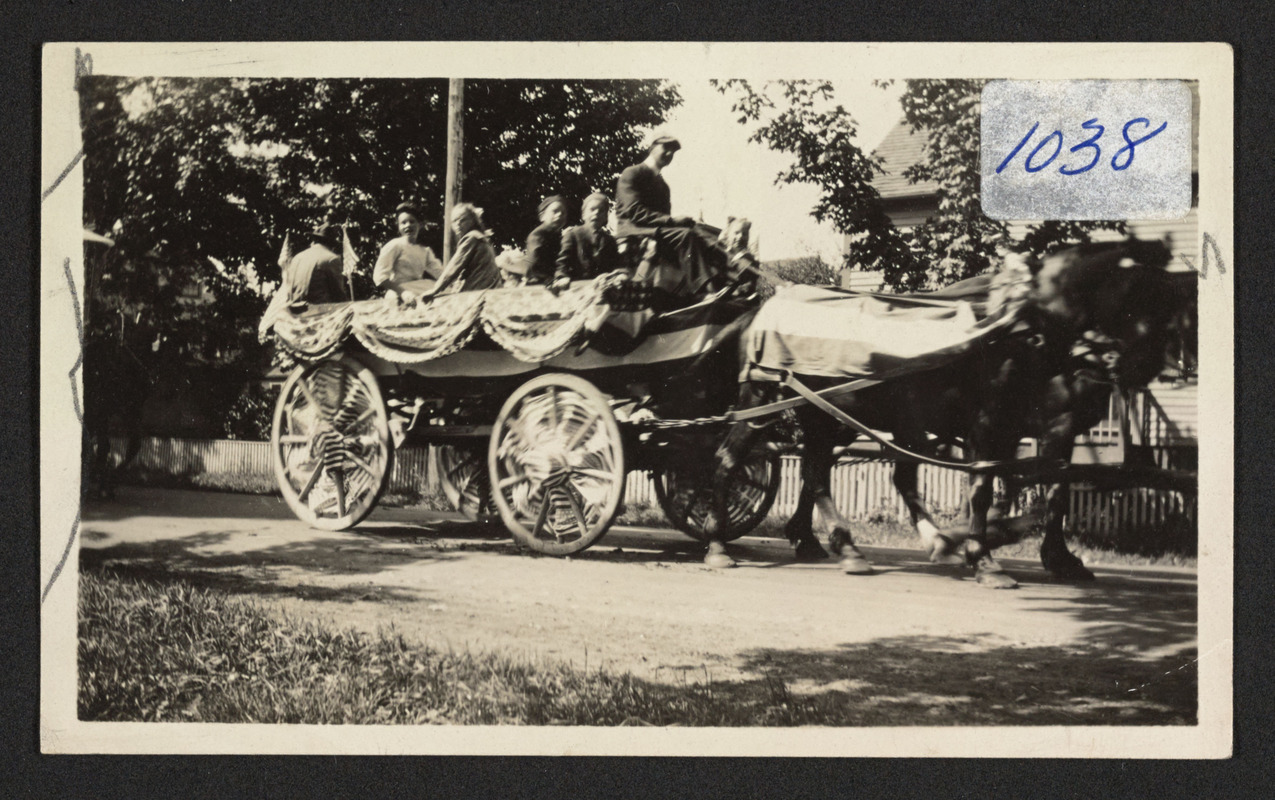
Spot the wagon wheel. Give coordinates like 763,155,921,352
437,444,496,522
488,373,626,555
270,356,393,530
654,438,780,542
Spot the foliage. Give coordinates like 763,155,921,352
895,79,1010,287
79,76,681,370
752,255,840,301
712,80,916,284
463,80,681,249
716,79,1125,291
899,80,1126,287
222,382,278,440
768,255,838,287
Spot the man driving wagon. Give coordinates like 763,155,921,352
614,133,762,306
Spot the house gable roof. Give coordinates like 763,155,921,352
871,121,936,199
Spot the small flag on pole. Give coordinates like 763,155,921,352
277,231,293,269
342,226,359,277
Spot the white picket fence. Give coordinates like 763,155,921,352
109,437,1195,538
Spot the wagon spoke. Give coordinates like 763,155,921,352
498,419,531,458
572,467,618,483
738,474,769,494
688,485,714,524
279,434,311,445
344,406,375,431
565,412,600,451
499,473,529,489
346,452,377,478
348,434,382,452
284,407,312,438
547,387,558,431
531,491,552,540
334,476,346,518
296,463,322,502
564,482,591,539
295,378,321,414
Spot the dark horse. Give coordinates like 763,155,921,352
707,238,1182,589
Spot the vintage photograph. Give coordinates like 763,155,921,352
40,43,1232,756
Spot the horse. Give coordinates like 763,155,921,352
706,238,1182,589
988,237,1184,581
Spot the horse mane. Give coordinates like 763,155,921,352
1027,237,1173,335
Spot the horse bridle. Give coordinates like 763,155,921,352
1069,329,1123,386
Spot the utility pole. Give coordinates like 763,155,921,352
443,78,464,263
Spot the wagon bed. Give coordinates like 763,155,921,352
262,273,780,553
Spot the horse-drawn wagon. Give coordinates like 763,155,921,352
261,273,780,555
262,238,1196,587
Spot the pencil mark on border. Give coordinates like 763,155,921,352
75,46,93,82
45,258,86,603
42,506,81,604
1180,231,1226,280
42,48,92,203
64,258,85,422
41,148,84,204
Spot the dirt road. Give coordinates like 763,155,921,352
79,487,1198,723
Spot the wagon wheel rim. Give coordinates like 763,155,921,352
488,373,625,555
655,439,780,542
270,357,392,530
437,444,496,522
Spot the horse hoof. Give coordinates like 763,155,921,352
827,527,851,555
976,569,1018,589
840,548,873,575
794,539,830,561
705,552,737,569
1048,560,1096,582
929,534,965,566
1042,547,1096,582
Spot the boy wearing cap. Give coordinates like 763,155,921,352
284,224,348,305
523,195,567,285
553,192,620,291
614,134,730,298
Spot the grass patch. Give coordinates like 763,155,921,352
77,569,826,725
78,568,1195,726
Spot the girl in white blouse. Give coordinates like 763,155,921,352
373,201,443,294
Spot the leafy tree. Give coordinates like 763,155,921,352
717,78,1124,291
79,76,681,366
896,79,1009,288
712,79,916,287
463,80,682,249
752,255,840,301
899,79,1124,287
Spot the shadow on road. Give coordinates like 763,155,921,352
687,634,1199,725
81,559,424,604
79,528,447,604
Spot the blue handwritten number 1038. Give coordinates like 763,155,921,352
995,118,1168,175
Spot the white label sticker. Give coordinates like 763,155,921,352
981,80,1192,220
